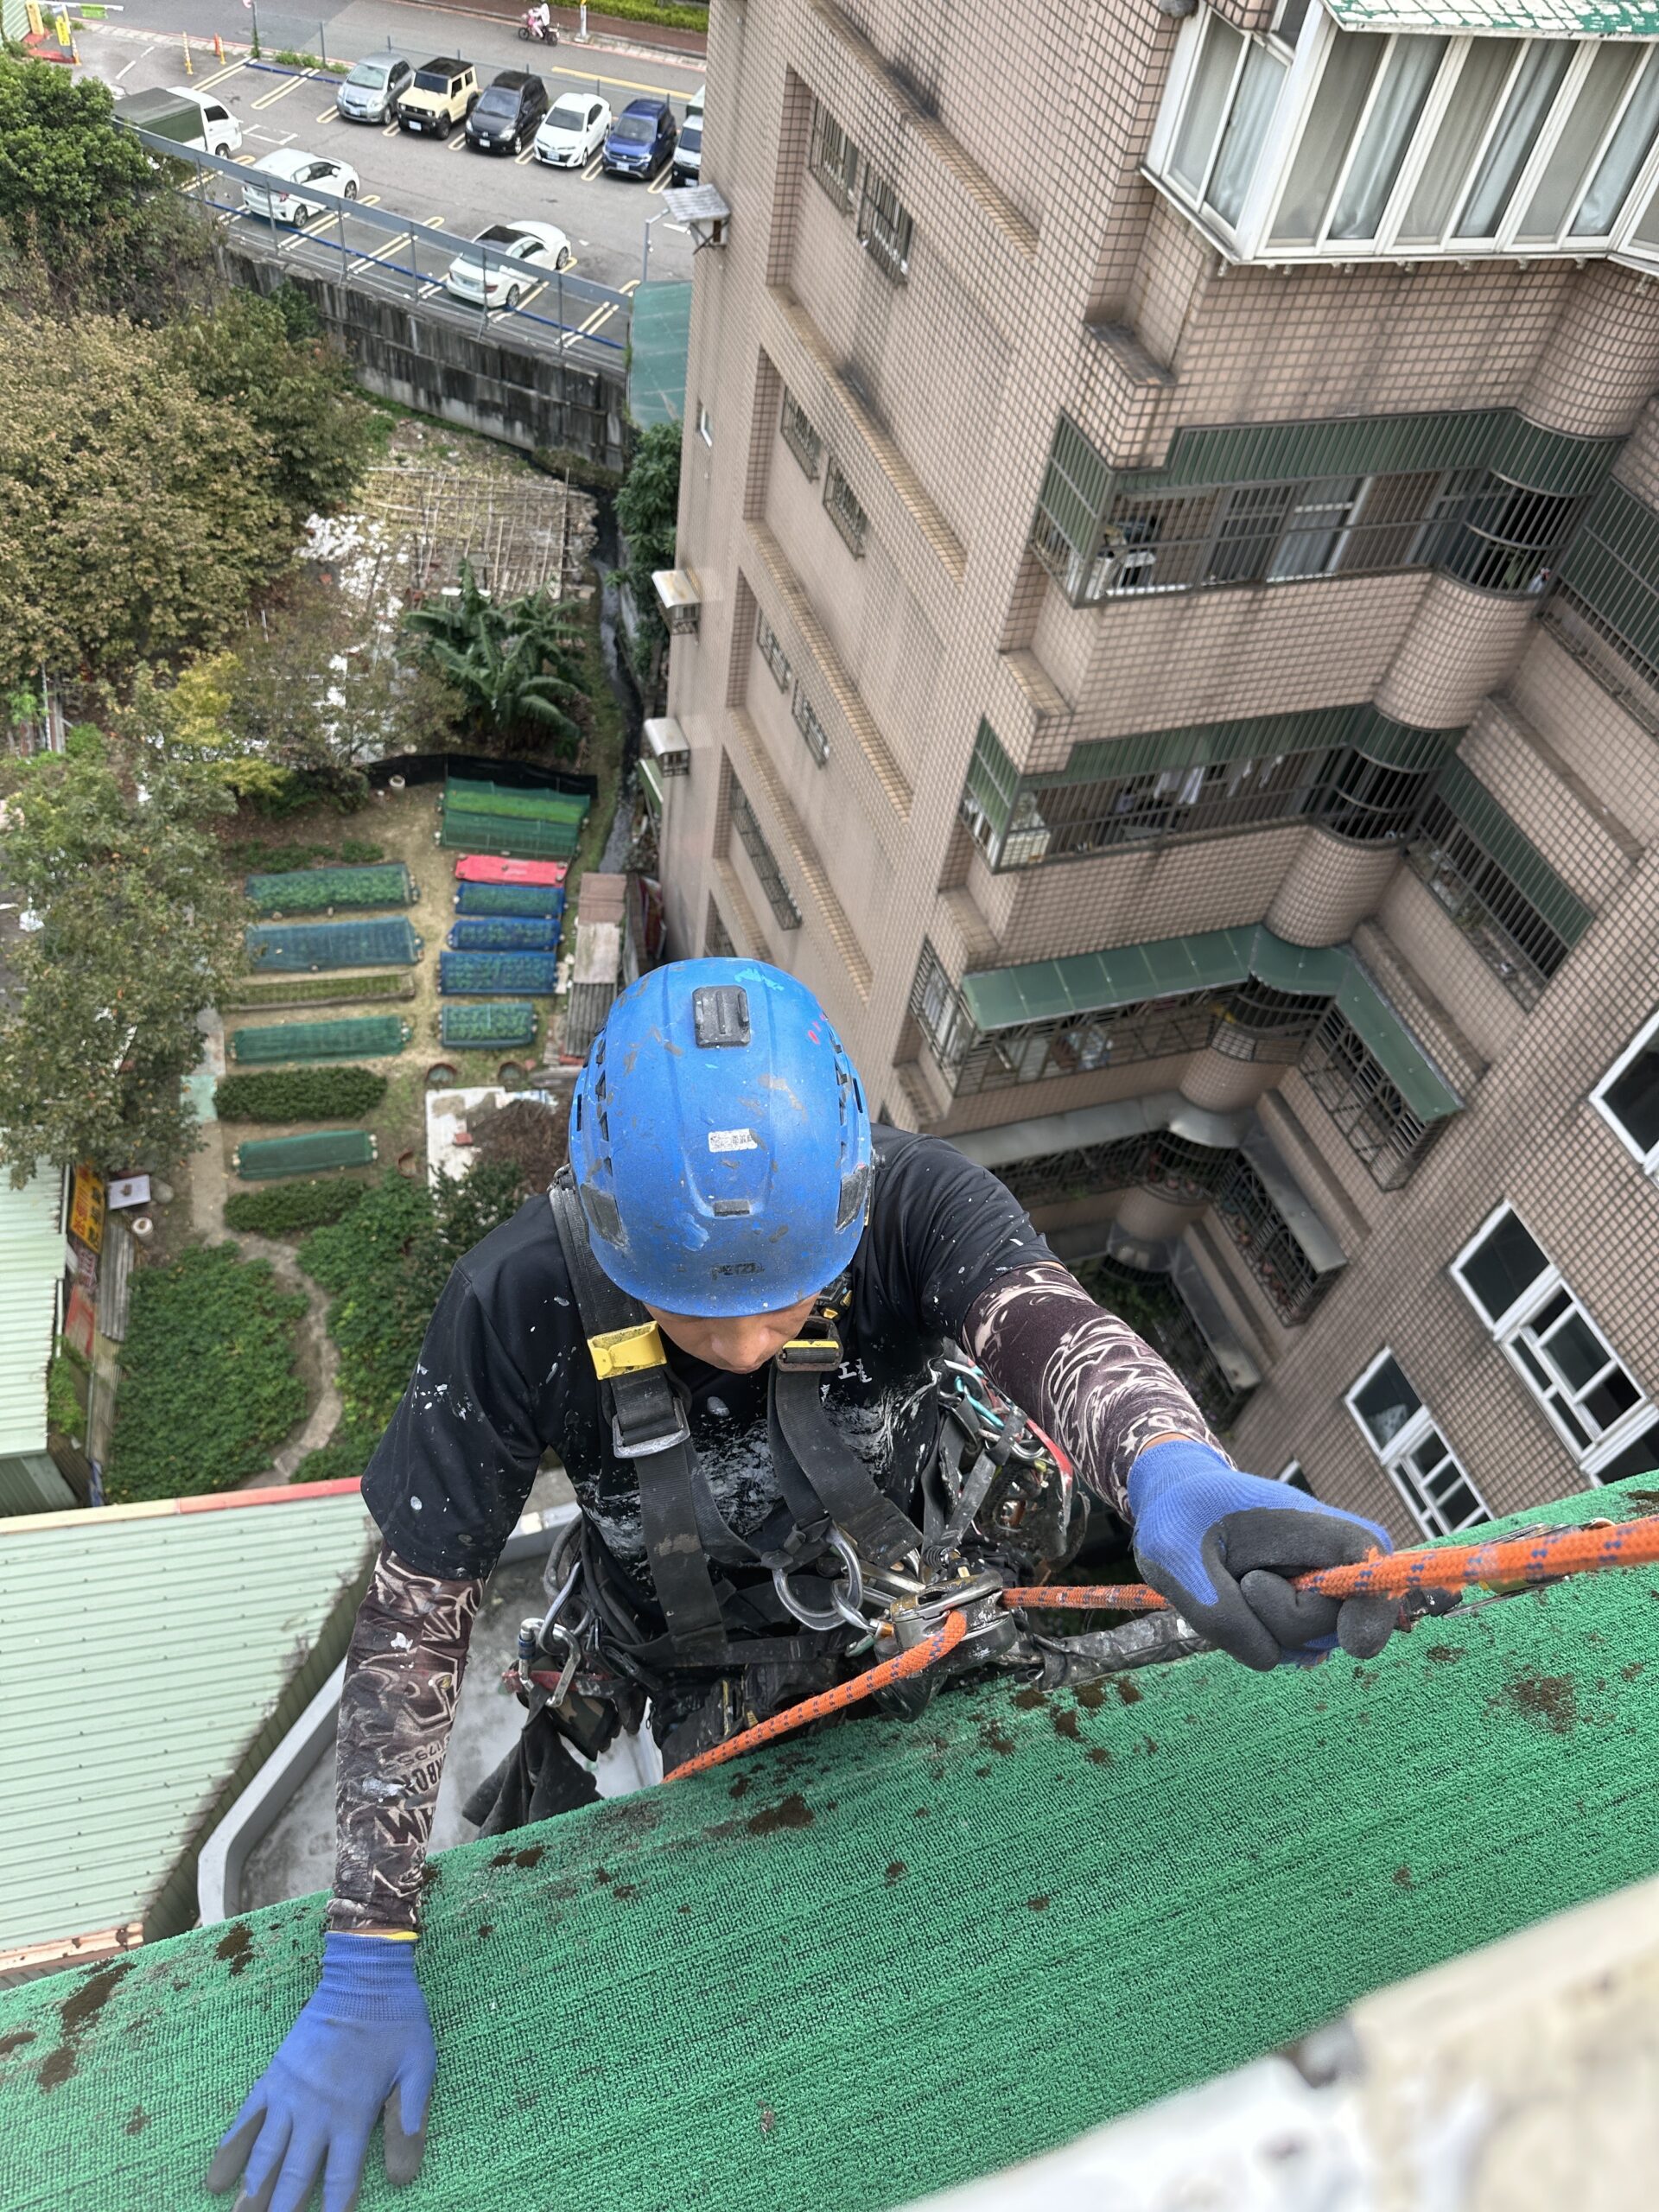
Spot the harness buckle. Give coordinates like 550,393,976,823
777,1315,842,1371
611,1401,692,1458
588,1321,667,1381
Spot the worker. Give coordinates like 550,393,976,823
206,958,1401,2212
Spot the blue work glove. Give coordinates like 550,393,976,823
204,1930,435,2212
1129,1438,1395,1672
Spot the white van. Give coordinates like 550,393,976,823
672,85,703,184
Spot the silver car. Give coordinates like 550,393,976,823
337,54,413,124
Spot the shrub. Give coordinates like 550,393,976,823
48,1347,83,1440
216,1067,387,1123
105,1244,307,1501
225,1179,371,1235
223,972,410,1011
232,837,385,874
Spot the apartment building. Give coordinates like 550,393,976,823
655,0,1659,1541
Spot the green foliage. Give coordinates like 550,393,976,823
216,1067,387,1123
616,421,683,685
232,838,385,873
0,308,293,694
225,1179,370,1235
0,747,248,1184
159,291,376,531
404,561,588,757
299,1166,526,1471
292,1427,380,1485
576,0,709,29
47,1348,83,1441
105,1243,308,1502
224,972,411,1011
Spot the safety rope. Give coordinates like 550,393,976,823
1001,1508,1659,1615
666,1610,968,1783
664,1511,1659,1783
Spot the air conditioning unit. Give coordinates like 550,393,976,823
1087,543,1158,597
652,569,702,634
643,716,690,778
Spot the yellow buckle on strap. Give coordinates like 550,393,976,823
588,1321,667,1381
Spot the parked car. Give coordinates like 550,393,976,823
466,71,550,154
241,149,359,223
601,98,677,180
336,54,413,125
534,90,610,168
118,84,242,157
444,219,573,309
397,57,480,138
671,87,703,183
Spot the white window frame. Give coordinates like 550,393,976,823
791,681,830,766
1345,1348,1491,1537
697,400,714,448
755,608,791,692
1451,1201,1655,1474
1590,1007,1659,1176
1146,7,1659,268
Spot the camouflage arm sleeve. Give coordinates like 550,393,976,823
327,1546,485,1936
964,1259,1226,1521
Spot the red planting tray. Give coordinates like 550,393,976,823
453,855,569,887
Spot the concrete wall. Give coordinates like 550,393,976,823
218,244,630,472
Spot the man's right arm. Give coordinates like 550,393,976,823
328,1546,485,1936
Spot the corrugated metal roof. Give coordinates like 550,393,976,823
0,1167,65,1459
1321,0,1659,33
0,1485,376,1954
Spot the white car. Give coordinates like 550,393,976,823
444,219,573,308
242,149,360,224
534,92,610,168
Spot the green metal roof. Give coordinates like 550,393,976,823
0,1486,376,1958
1433,759,1594,944
960,925,1462,1121
1321,0,1659,34
7,1471,1659,2211
627,278,692,429
0,1167,65,1460
0,1455,75,1519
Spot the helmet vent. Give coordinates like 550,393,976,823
582,1185,624,1246
692,985,751,1048
835,1163,871,1233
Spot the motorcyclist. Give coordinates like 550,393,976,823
206,958,1398,2212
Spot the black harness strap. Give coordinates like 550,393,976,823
768,1319,925,1569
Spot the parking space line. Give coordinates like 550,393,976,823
315,103,340,124
515,145,537,165
359,194,380,206
251,75,309,111
621,277,641,295
647,166,674,194
446,131,469,153
233,152,258,165
349,231,410,271
195,61,245,90
382,119,400,137
546,63,684,99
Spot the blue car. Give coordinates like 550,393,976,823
602,97,677,180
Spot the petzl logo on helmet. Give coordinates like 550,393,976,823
708,1128,759,1153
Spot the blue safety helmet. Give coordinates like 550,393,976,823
568,958,873,1316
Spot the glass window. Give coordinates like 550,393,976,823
1267,476,1363,578
810,105,859,210
791,684,830,766
1456,41,1574,237
1592,1012,1659,1166
1573,54,1659,237
1397,40,1520,244
1207,43,1287,226
1329,37,1448,241
1271,31,1385,245
1455,1206,1550,1325
1590,1416,1659,1484
857,168,915,280
1392,1427,1489,1535
755,610,791,691
1518,44,1641,241
1351,1353,1421,1450
823,456,868,557
1171,16,1243,197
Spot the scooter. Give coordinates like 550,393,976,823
518,10,560,39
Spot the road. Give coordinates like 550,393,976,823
76,10,702,298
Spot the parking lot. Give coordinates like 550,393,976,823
79,20,702,305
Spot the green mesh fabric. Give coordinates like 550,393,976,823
5,1478,1659,2210
229,1018,413,1065
439,1002,538,1047
445,779,589,825
246,921,423,972
438,952,559,996
454,882,565,919
244,866,415,916
232,1131,378,1180
447,919,562,953
439,810,582,861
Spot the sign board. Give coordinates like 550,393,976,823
107,1175,151,1211
63,1286,96,1360
69,1164,105,1254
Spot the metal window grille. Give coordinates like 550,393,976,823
1030,417,1115,602
791,683,830,766
1407,797,1570,1007
1300,1006,1443,1188
996,1130,1235,1214
728,778,802,931
780,390,823,480
1539,584,1659,737
856,167,914,281
809,103,859,212
703,899,735,958
1213,1154,1333,1325
823,456,868,557
755,609,791,690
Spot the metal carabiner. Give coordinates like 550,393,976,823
772,1526,868,1634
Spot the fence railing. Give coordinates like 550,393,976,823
126,125,631,360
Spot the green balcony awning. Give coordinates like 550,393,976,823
959,925,1462,1122
1320,0,1659,34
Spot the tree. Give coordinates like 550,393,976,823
404,561,588,755
615,421,682,690
161,290,376,531
0,742,249,1185
0,311,292,695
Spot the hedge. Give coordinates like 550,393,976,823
232,839,384,874
105,1244,307,1502
215,1067,388,1123
223,973,414,1011
570,0,708,29
224,1179,372,1235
